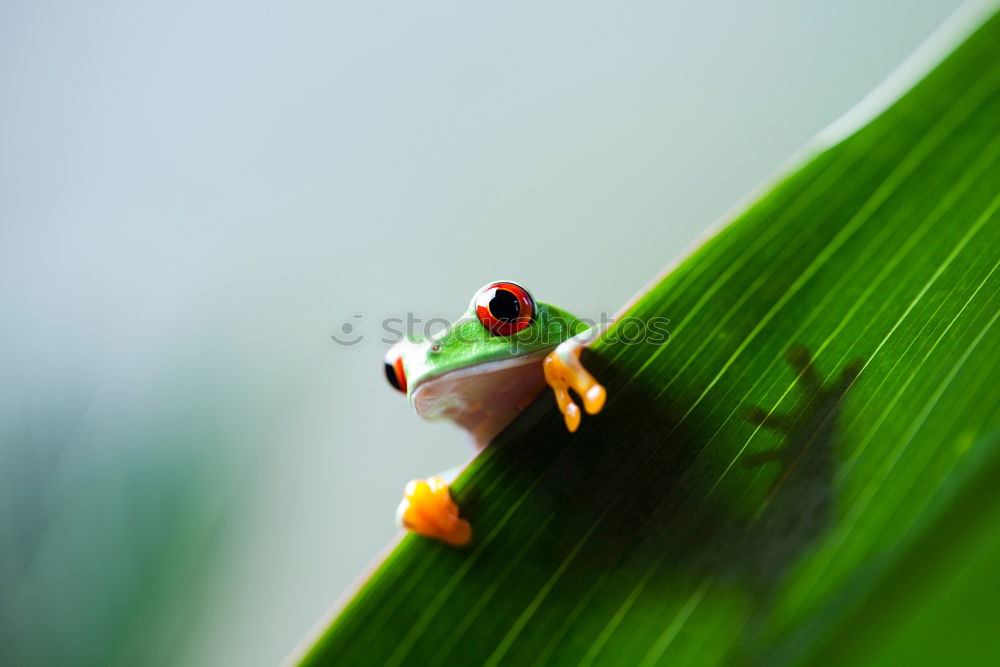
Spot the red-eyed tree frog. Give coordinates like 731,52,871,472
384,281,607,546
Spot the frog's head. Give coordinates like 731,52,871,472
384,281,587,446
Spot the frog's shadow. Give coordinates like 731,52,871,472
731,345,862,592
480,344,862,618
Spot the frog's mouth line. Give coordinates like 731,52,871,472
408,349,552,395
411,349,554,447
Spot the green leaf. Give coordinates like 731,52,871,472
294,7,1000,665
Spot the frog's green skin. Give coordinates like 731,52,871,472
402,302,588,393
386,284,590,446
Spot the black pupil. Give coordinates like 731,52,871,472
385,361,403,391
489,289,521,322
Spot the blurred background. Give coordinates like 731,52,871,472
0,1,966,665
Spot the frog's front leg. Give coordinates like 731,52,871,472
396,473,472,547
544,332,607,432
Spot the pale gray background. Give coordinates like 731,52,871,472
0,1,966,665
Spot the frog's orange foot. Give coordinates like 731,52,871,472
396,476,471,547
544,339,606,432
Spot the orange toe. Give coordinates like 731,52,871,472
544,341,606,432
396,476,472,547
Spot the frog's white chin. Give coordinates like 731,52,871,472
411,351,551,449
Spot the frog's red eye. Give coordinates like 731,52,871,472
384,347,407,393
474,282,535,336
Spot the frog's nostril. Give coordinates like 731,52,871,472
384,354,407,393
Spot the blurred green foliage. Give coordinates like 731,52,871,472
0,388,224,665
